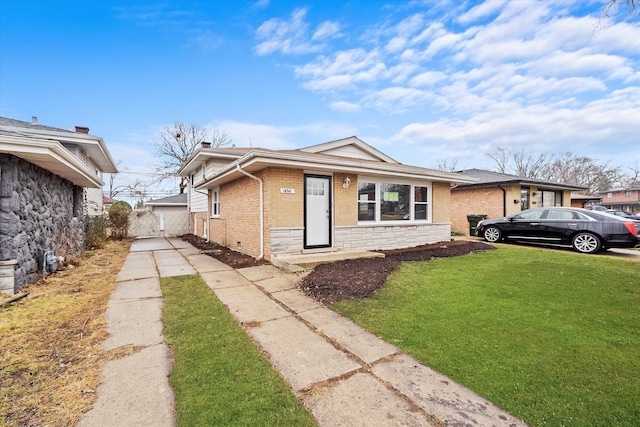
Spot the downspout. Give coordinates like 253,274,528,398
497,184,507,217
236,165,264,259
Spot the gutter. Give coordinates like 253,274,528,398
497,184,507,216
236,164,264,259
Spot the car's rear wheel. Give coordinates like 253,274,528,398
572,232,601,254
483,226,502,243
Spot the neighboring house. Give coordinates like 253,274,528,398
102,195,116,213
570,192,602,209
451,169,587,235
598,187,640,214
0,116,117,292
179,136,475,261
144,193,188,212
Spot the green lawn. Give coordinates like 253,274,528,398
333,246,640,426
161,275,317,427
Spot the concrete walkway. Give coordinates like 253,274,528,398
79,237,528,427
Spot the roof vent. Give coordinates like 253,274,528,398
31,116,38,125
75,126,90,134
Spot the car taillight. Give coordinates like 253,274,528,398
623,222,638,236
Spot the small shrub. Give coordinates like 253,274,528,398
85,215,108,249
108,201,132,240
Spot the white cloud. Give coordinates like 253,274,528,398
312,21,341,41
458,0,508,25
255,8,341,55
330,101,361,112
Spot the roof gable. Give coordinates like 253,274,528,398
299,136,398,163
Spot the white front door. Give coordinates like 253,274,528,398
304,175,331,248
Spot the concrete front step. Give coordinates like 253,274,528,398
272,250,385,271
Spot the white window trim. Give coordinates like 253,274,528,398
211,187,220,218
357,176,432,224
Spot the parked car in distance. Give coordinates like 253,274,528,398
477,207,640,254
586,205,609,212
607,210,640,221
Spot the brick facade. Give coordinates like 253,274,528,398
451,185,575,235
205,166,455,259
600,188,640,213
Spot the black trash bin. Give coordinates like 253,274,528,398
467,214,488,236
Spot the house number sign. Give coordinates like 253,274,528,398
280,188,296,194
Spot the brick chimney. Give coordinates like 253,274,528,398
75,126,90,134
201,141,212,149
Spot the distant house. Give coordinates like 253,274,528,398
570,192,602,209
598,186,640,214
144,193,188,213
127,193,189,237
451,169,587,235
0,116,117,292
179,136,475,261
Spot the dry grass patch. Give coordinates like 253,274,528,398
0,239,131,427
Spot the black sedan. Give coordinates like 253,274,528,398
476,207,640,254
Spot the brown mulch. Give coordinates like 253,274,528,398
180,234,269,268
299,240,494,305
181,234,493,306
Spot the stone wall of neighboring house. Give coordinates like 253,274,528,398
0,154,84,291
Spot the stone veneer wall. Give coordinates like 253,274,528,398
0,154,85,291
269,223,451,256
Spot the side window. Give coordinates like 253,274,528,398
414,186,429,220
211,188,220,217
513,209,544,220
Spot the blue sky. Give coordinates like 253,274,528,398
1,0,639,199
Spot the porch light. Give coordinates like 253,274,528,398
343,176,351,189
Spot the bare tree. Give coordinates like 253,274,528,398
602,0,639,19
153,121,230,193
436,158,459,172
486,147,549,178
487,147,626,193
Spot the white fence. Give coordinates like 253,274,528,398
128,210,190,237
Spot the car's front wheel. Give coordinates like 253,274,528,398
571,232,601,254
483,225,502,243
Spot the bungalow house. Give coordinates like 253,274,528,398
0,116,117,293
178,136,476,261
597,186,640,214
450,169,587,235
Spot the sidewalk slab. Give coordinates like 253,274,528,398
177,247,201,256
109,277,161,301
237,265,283,282
213,284,291,323
77,344,175,427
103,297,164,350
299,307,399,365
304,372,436,427
153,250,196,277
116,252,157,281
372,353,528,427
185,254,233,273
167,237,191,249
200,270,254,290
271,289,322,313
130,237,174,252
247,316,361,391
256,273,305,293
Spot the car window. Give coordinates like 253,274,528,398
546,210,575,220
512,210,544,220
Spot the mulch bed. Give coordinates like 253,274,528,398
180,234,493,305
180,234,270,269
299,240,494,305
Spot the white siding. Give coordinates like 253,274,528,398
84,187,103,216
189,188,208,213
317,145,382,161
